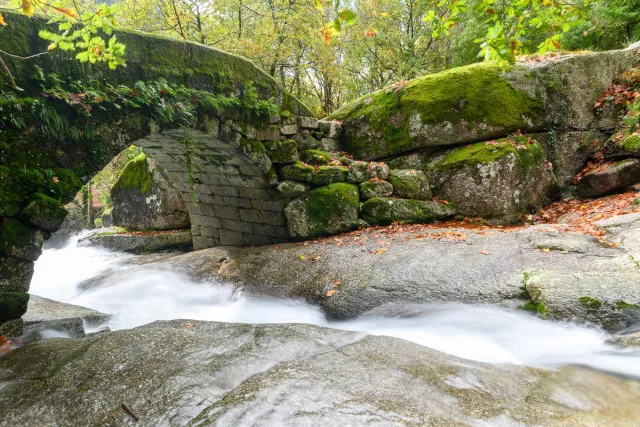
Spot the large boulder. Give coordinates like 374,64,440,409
284,183,360,238
110,152,190,231
328,47,638,160
1,320,640,426
425,137,555,219
577,158,640,198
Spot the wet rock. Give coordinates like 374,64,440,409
79,229,192,253
0,257,33,293
0,318,23,337
388,169,431,199
1,320,639,426
577,158,640,198
17,193,68,232
22,295,111,339
111,152,190,231
362,197,455,225
606,331,640,348
426,138,555,219
284,183,359,238
0,219,48,262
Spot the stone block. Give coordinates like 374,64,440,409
200,226,220,238
277,180,309,198
221,219,253,233
320,137,339,151
359,181,394,199
213,205,240,220
243,234,275,246
222,196,253,208
210,186,240,198
256,126,281,141
388,169,431,200
239,208,264,223
251,199,288,212
193,236,220,250
280,124,298,135
298,116,319,129
219,229,244,246
263,139,299,164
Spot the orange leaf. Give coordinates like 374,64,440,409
185,322,196,328
480,250,490,255
373,248,387,255
52,176,59,184
53,6,80,19
332,279,341,287
0,13,6,26
325,289,336,297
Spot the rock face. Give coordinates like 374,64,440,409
426,138,555,219
160,215,640,330
22,295,111,339
328,47,638,161
1,320,640,426
285,183,360,238
79,228,192,253
577,159,640,197
111,152,190,231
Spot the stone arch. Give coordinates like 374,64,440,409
134,128,290,249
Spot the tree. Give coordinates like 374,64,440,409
0,0,125,91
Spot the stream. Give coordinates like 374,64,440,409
31,232,640,378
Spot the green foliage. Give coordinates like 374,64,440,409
580,296,603,309
113,153,152,194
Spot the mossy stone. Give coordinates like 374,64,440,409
263,139,299,164
0,292,30,322
0,219,47,261
284,183,360,238
362,197,455,225
18,193,68,232
312,166,349,186
280,161,315,183
387,170,431,200
359,181,393,199
112,153,152,194
300,150,333,165
328,62,543,159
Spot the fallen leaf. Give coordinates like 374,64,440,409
373,248,388,255
185,322,196,328
325,289,337,297
298,255,305,260
52,176,59,184
333,279,342,287
540,248,551,253
311,256,321,261
480,250,490,255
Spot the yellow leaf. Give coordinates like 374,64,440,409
311,256,321,261
53,7,80,19
48,44,57,51
373,248,387,255
185,322,196,329
20,0,35,17
298,255,305,260
0,13,6,26
540,248,550,253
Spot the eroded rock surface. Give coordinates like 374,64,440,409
1,320,640,426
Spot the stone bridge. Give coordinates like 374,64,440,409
1,8,639,333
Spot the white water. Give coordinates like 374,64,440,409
31,233,640,378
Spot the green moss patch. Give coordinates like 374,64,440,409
615,300,640,310
280,161,315,182
301,150,333,165
112,153,152,194
580,296,603,310
329,62,542,158
362,197,455,225
18,193,68,232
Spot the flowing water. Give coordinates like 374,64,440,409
31,232,640,378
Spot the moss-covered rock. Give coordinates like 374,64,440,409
577,158,640,198
284,183,359,238
280,161,315,183
300,150,333,165
426,137,555,219
263,139,299,164
387,169,431,200
346,161,370,183
0,257,34,293
110,152,190,231
312,166,349,186
0,292,30,322
18,193,68,232
328,62,544,160
0,219,47,262
359,181,393,199
362,197,455,225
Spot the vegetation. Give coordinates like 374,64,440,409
1,0,638,115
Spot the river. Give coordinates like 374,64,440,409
30,232,640,378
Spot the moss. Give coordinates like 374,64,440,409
312,166,348,186
328,62,542,157
615,158,635,167
430,136,545,178
517,300,548,317
262,139,298,163
614,300,639,310
0,219,35,251
580,296,602,310
301,150,333,165
302,183,359,237
362,197,453,225
18,192,67,231
280,161,315,183
0,292,30,322
618,134,640,152
112,153,152,193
